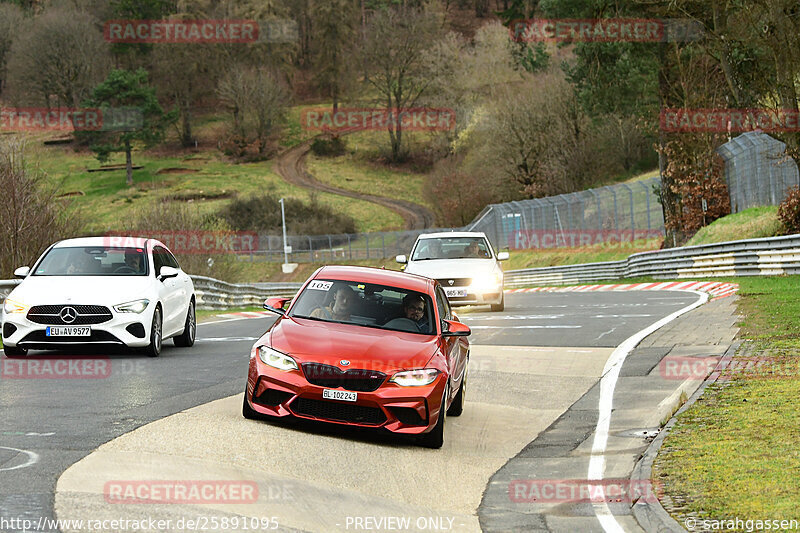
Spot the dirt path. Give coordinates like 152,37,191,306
274,141,436,230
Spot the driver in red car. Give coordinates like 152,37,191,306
402,293,430,333
311,284,356,321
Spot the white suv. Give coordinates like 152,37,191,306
396,232,509,311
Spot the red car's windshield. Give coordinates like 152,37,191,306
289,279,435,334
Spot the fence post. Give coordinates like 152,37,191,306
347,234,352,260
308,236,313,262
589,189,601,230
621,183,635,231
366,233,370,259
328,235,333,261
381,233,386,259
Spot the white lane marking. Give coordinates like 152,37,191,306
0,446,39,472
469,325,581,329
463,315,566,321
591,314,652,318
588,290,708,533
197,336,259,342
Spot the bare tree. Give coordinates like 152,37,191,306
310,0,359,112
362,6,439,161
4,5,111,108
477,73,591,198
151,43,220,147
0,140,83,277
0,3,24,96
218,66,291,156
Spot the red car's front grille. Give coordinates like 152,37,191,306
301,363,386,392
291,398,387,425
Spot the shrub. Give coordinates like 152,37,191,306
115,202,243,281
219,193,357,237
0,140,83,277
310,135,347,157
778,186,800,234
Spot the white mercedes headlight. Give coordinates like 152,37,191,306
390,368,439,387
3,298,28,314
258,346,298,371
114,299,150,313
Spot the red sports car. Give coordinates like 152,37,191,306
243,265,470,448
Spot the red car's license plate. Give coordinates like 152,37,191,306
322,389,357,402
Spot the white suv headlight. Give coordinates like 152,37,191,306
114,299,150,313
258,346,298,371
390,368,439,387
471,272,503,291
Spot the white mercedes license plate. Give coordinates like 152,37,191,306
46,326,91,337
444,287,467,298
322,389,357,402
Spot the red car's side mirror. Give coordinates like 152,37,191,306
264,297,291,315
442,319,470,337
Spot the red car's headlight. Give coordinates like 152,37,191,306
258,346,298,371
389,368,439,387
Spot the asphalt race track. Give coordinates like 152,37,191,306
0,290,734,533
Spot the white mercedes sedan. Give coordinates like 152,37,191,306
396,231,509,311
1,237,195,357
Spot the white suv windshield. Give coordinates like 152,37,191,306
411,237,490,260
33,247,149,276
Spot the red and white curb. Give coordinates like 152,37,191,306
506,280,739,299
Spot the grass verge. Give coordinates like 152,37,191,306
685,206,783,246
653,276,800,519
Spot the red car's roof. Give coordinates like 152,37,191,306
313,265,434,294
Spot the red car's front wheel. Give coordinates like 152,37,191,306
418,385,447,449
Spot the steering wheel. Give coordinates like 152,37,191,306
383,318,420,333
115,266,137,274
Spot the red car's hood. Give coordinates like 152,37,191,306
268,317,438,372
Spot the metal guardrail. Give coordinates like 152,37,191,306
3,234,799,307
505,234,800,287
0,277,300,311
190,276,302,310
0,280,21,304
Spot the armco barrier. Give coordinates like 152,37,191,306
0,277,300,311
505,234,800,287
2,234,799,306
189,276,301,310
0,279,21,304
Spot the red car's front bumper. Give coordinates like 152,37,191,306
245,356,447,435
